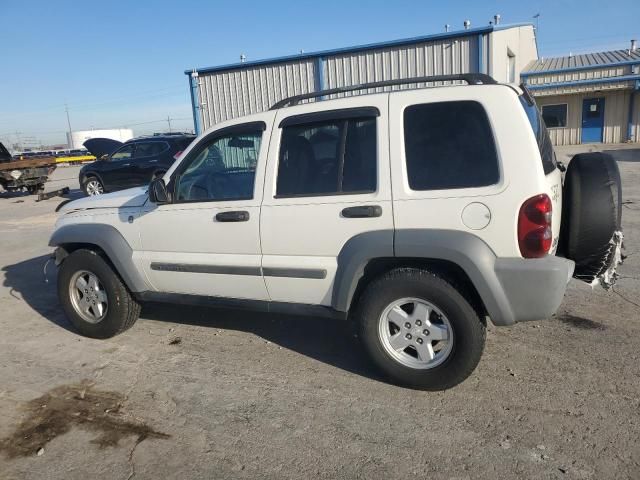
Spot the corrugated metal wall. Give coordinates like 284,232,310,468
323,36,477,89
195,36,479,130
535,90,632,145
197,59,317,129
525,65,632,86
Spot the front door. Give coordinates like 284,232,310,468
581,97,605,143
260,96,393,306
136,115,274,300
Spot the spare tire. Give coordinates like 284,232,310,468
559,152,622,284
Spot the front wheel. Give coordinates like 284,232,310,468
355,268,486,390
82,176,104,196
58,249,141,338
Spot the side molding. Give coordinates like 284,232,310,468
49,224,149,292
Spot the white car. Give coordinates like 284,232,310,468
50,74,623,390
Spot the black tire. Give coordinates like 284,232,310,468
82,175,104,196
58,249,141,338
560,152,622,283
354,268,486,390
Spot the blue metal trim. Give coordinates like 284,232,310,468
522,61,640,77
315,56,326,91
628,90,636,141
183,24,534,76
477,34,484,73
189,72,202,135
526,74,640,90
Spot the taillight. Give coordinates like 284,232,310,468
173,150,183,160
518,194,552,258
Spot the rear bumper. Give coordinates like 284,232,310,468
493,255,574,325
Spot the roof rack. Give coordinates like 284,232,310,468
270,73,497,109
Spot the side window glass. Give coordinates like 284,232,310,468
175,130,262,202
134,142,167,158
276,117,377,197
111,144,135,161
404,101,499,190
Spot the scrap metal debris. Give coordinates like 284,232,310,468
590,231,624,290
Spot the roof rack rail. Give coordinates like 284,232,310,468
270,73,497,109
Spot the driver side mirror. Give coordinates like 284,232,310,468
149,178,169,205
99,154,109,161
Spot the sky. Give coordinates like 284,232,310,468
0,0,638,149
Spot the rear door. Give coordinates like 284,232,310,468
101,143,136,190
260,95,392,306
131,141,168,185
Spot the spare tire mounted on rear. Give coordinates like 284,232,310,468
560,152,623,288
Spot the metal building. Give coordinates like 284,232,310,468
185,23,538,133
523,42,640,145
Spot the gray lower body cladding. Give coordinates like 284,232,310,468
394,229,574,325
49,224,149,293
50,224,573,326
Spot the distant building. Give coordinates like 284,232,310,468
523,41,640,145
185,23,538,133
67,129,134,149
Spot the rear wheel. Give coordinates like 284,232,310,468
58,249,140,338
355,268,485,390
83,176,104,196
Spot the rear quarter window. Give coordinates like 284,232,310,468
519,96,557,175
404,101,500,190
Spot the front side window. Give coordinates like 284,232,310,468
541,104,568,128
404,101,500,190
175,130,262,202
276,117,377,197
111,144,135,161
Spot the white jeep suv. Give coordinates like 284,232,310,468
50,75,623,390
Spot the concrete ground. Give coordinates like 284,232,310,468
0,153,639,480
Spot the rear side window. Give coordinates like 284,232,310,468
519,96,557,175
404,101,500,190
276,117,376,197
134,142,168,157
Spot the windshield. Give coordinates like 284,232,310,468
519,95,557,175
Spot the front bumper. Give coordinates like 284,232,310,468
493,255,575,324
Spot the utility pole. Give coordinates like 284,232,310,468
14,131,22,151
166,116,172,133
65,103,73,148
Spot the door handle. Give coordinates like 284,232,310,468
215,211,250,222
149,160,158,163
341,205,382,218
